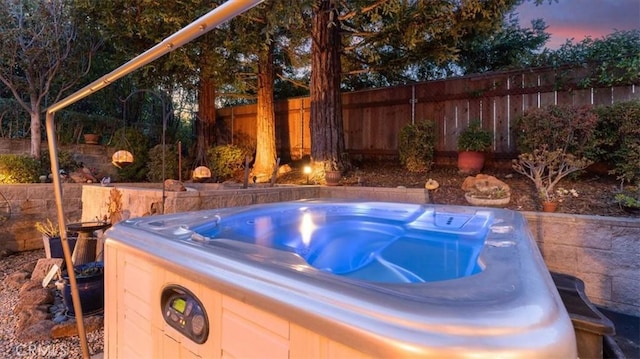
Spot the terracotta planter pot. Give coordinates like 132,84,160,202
542,201,558,212
83,133,100,145
325,171,341,186
457,151,485,174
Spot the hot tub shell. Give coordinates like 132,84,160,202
104,200,577,358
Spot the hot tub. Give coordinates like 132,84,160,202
103,200,577,358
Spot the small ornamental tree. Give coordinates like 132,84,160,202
512,147,592,203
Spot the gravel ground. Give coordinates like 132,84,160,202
0,249,104,359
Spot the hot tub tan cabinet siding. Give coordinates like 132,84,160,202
104,242,369,359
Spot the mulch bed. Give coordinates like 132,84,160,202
278,160,636,218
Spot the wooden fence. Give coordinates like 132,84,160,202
216,67,639,161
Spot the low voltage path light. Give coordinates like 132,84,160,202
303,165,312,184
43,2,264,356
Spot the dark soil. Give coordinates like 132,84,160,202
278,160,638,218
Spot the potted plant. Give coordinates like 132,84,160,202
457,120,492,174
323,160,342,186
35,219,77,259
82,119,102,145
62,261,104,317
461,174,511,207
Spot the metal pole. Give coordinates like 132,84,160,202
45,112,90,359
178,141,182,182
162,103,167,214
44,1,264,357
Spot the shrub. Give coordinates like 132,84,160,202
398,120,436,172
595,100,640,184
512,147,592,203
514,104,598,156
40,149,81,175
0,154,41,183
457,120,492,152
146,144,179,182
207,144,249,181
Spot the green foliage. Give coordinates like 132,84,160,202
456,16,550,74
398,120,436,173
614,191,640,209
514,105,598,156
0,154,41,183
207,145,249,182
146,144,179,182
40,149,81,175
111,128,149,182
535,30,640,87
596,100,640,184
457,120,492,152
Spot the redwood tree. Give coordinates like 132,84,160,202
310,0,346,173
253,41,277,182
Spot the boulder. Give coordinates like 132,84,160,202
461,174,510,194
164,179,186,192
3,271,30,290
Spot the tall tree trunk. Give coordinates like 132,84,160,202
310,0,346,173
30,104,41,159
252,42,277,183
195,75,216,167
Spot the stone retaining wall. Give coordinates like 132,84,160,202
0,184,83,253
523,212,639,316
2,183,638,316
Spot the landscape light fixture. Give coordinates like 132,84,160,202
303,165,312,184
193,166,212,181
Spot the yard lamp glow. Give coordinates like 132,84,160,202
303,165,312,184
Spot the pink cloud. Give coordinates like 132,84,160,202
515,0,640,49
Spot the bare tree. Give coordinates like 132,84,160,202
0,0,95,158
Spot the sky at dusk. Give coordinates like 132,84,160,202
515,0,640,49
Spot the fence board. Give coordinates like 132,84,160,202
213,67,639,160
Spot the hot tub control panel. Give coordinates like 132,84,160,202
161,285,209,344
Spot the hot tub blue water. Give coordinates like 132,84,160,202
106,199,577,357
192,202,491,283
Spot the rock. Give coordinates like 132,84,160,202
31,258,63,283
19,260,38,274
15,281,54,314
51,315,103,338
278,164,292,175
164,179,186,192
53,313,68,324
4,271,30,290
19,320,56,342
18,279,43,296
16,306,51,341
461,174,510,194
69,168,98,183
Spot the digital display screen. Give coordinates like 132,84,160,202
171,298,187,313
